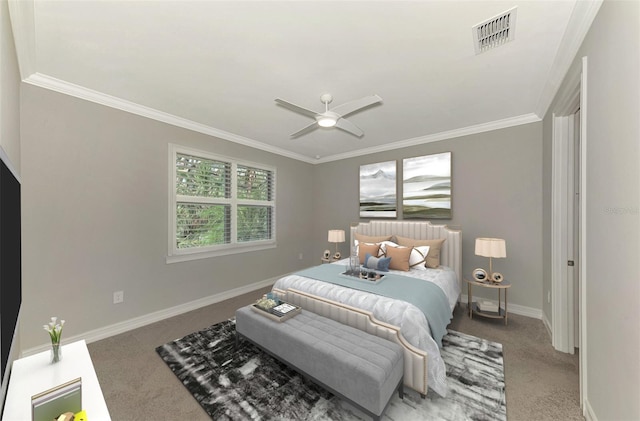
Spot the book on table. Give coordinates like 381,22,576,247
251,301,301,322
477,300,499,313
271,303,297,317
31,377,82,421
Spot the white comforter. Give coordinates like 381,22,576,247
272,260,460,397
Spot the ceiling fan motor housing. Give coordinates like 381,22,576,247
320,93,333,104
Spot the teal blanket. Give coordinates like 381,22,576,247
294,264,452,347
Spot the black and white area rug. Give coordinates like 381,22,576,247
156,320,506,420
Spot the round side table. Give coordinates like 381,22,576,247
465,278,511,325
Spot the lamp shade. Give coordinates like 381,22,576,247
328,229,345,243
475,238,506,258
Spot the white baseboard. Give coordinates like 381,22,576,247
461,294,542,319
22,277,278,357
584,398,597,421
542,311,552,339
23,282,542,356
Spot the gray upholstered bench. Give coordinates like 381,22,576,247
235,305,404,421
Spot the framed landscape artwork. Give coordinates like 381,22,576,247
359,161,397,218
402,152,452,219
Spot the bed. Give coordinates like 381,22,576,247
272,220,462,398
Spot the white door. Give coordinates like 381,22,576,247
572,110,581,348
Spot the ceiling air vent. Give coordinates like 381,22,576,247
472,7,517,54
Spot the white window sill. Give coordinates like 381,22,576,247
166,241,277,264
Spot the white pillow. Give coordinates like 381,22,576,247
408,245,430,270
378,241,428,270
378,240,399,254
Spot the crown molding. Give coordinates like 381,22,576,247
315,113,541,164
535,0,603,118
26,73,542,166
7,0,36,80
10,0,598,166
24,73,317,164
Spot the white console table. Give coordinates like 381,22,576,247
2,340,111,420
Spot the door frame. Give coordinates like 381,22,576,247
551,57,588,406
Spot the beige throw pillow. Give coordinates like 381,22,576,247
358,243,381,264
395,236,446,268
385,245,412,271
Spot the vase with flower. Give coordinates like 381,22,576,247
43,317,65,364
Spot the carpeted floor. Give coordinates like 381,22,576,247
156,319,506,420
88,287,582,420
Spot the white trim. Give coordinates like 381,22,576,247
166,242,277,264
315,113,541,164
551,56,588,410
22,72,542,165
535,0,603,117
9,0,599,166
24,73,316,164
542,311,552,339
168,143,176,259
553,62,582,116
579,55,588,412
584,398,597,421
21,277,279,357
461,294,542,320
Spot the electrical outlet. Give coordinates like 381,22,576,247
298,253,303,260
113,290,124,304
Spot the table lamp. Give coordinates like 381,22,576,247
328,229,345,259
475,238,506,282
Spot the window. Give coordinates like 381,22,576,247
168,145,276,262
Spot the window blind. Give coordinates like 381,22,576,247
171,148,276,255
176,153,230,199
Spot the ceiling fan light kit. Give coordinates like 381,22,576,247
275,93,382,138
317,114,337,127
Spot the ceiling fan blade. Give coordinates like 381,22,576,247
330,94,382,117
275,98,319,118
335,118,364,137
290,121,319,138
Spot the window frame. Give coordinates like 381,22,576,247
167,144,276,263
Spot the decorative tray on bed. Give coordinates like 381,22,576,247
251,299,301,322
340,269,385,284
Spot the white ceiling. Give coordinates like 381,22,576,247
9,1,600,163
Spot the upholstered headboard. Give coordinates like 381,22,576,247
352,220,462,286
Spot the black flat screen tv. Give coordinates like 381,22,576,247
0,155,21,406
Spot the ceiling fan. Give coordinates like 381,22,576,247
275,93,382,138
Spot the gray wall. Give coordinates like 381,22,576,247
20,84,316,350
543,1,639,419
313,123,543,311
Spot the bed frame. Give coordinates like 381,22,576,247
352,220,462,288
273,220,462,397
